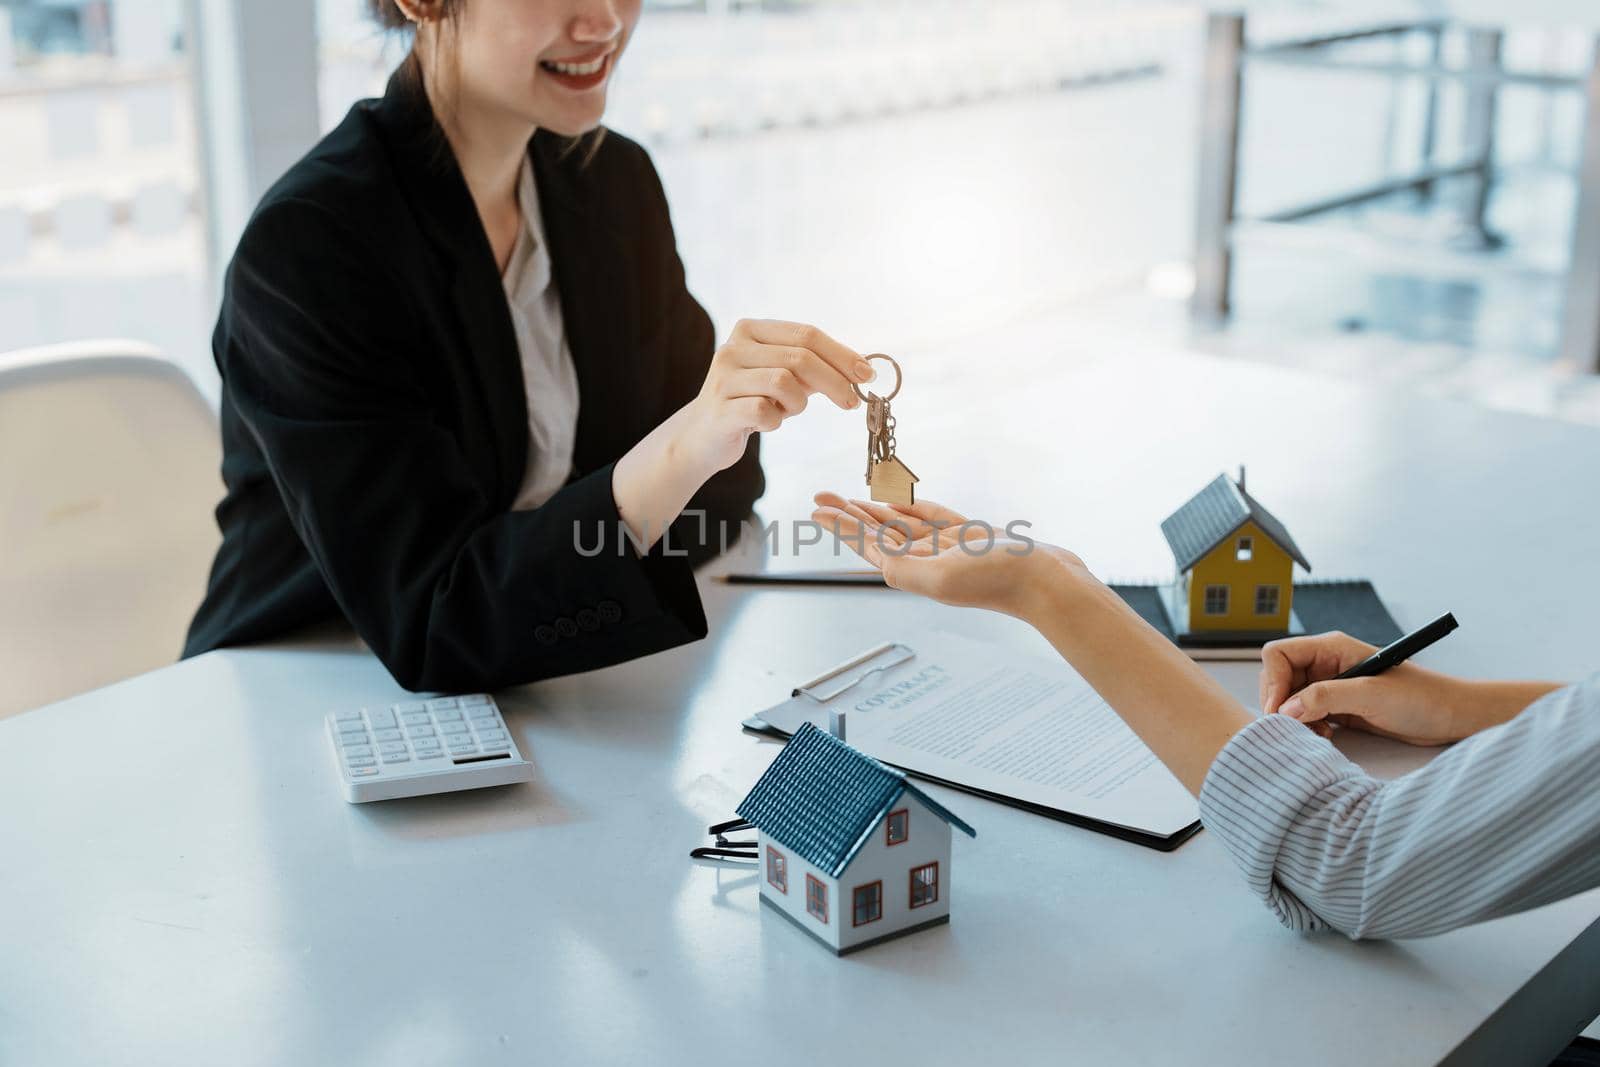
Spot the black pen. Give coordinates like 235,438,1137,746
1334,612,1459,679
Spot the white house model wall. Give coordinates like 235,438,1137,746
757,791,954,954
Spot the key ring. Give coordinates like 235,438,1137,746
851,353,902,403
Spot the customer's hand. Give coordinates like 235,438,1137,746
675,320,873,478
811,493,1083,618
1260,632,1473,746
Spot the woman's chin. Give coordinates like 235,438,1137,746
538,109,607,140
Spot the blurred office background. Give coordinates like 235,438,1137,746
3,0,1600,422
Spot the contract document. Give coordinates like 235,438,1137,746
744,631,1200,849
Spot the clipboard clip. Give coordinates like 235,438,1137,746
792,642,916,704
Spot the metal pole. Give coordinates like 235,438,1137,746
1559,37,1600,374
1417,24,1444,203
1460,28,1504,248
1191,13,1244,323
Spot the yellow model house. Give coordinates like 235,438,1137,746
1159,469,1310,636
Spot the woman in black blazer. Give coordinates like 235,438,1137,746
183,0,875,690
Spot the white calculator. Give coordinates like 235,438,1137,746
326,694,534,803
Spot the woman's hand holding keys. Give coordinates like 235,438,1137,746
675,319,876,477
614,319,874,550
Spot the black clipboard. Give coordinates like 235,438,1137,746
741,642,1202,853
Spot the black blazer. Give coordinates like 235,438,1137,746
182,68,764,691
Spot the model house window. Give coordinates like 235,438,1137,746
853,882,883,926
1255,584,1280,615
910,862,939,908
1236,536,1253,561
1204,585,1229,615
766,846,787,894
886,808,909,846
806,875,828,923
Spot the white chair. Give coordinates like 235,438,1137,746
0,340,221,718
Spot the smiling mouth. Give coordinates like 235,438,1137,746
538,51,612,90
541,54,607,76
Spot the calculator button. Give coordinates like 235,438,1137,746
345,756,377,768
467,703,495,716
342,744,374,758
479,744,510,755
339,732,370,745
400,710,429,722
350,767,380,777
378,741,408,754
334,710,364,723
474,730,507,743
427,698,458,711
440,722,469,735
460,695,489,707
412,735,441,747
435,709,463,722
373,728,402,742
367,709,397,729
336,720,367,734
381,752,410,764
405,724,436,737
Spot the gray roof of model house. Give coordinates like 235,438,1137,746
736,722,976,879
1160,474,1312,573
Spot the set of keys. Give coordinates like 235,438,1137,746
854,354,919,508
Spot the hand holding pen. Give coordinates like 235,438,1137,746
1259,614,1554,747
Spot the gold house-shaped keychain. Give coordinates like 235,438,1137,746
855,354,919,508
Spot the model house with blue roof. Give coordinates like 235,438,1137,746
736,721,977,955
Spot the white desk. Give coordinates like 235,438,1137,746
3,342,1599,1066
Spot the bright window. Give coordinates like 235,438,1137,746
852,882,883,927
1236,536,1253,561
1254,585,1280,615
766,846,787,894
910,862,939,909
806,874,828,923
1204,585,1230,615
886,808,909,846
0,0,211,389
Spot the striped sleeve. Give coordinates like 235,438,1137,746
1198,674,1600,940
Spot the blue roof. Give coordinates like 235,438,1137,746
736,722,976,879
1159,473,1311,573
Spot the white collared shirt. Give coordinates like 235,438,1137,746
502,155,580,512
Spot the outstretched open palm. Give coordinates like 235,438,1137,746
811,492,1066,618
